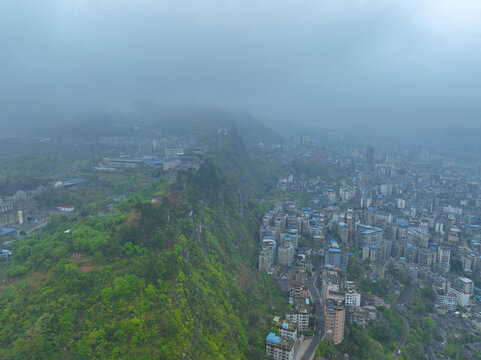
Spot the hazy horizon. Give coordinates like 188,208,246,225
1,0,481,134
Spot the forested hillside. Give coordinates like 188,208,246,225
0,130,286,359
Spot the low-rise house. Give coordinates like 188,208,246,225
0,248,12,261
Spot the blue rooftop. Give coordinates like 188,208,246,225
1,228,16,235
329,248,341,253
266,332,280,344
282,322,289,329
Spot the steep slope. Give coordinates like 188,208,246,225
151,107,283,146
38,107,283,147
0,132,285,359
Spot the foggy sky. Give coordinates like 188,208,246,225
1,0,481,133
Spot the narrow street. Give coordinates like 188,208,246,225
297,260,324,360
394,283,415,358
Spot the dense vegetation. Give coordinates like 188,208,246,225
287,159,342,181
405,287,435,315
0,131,287,359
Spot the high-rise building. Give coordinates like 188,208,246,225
338,223,349,244
437,247,450,264
258,238,276,271
325,247,349,273
448,277,474,307
278,244,294,267
325,293,345,344
366,146,375,172
453,277,474,294
339,187,355,203
259,247,274,271
417,248,436,267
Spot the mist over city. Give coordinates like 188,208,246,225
2,0,481,135
1,1,481,360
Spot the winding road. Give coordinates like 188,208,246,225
394,283,415,358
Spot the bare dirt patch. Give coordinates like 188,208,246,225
237,265,255,289
78,265,94,273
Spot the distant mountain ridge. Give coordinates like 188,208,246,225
34,107,283,147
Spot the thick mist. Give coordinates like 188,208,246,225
1,0,481,133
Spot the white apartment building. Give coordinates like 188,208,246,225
345,291,361,307
285,310,309,332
